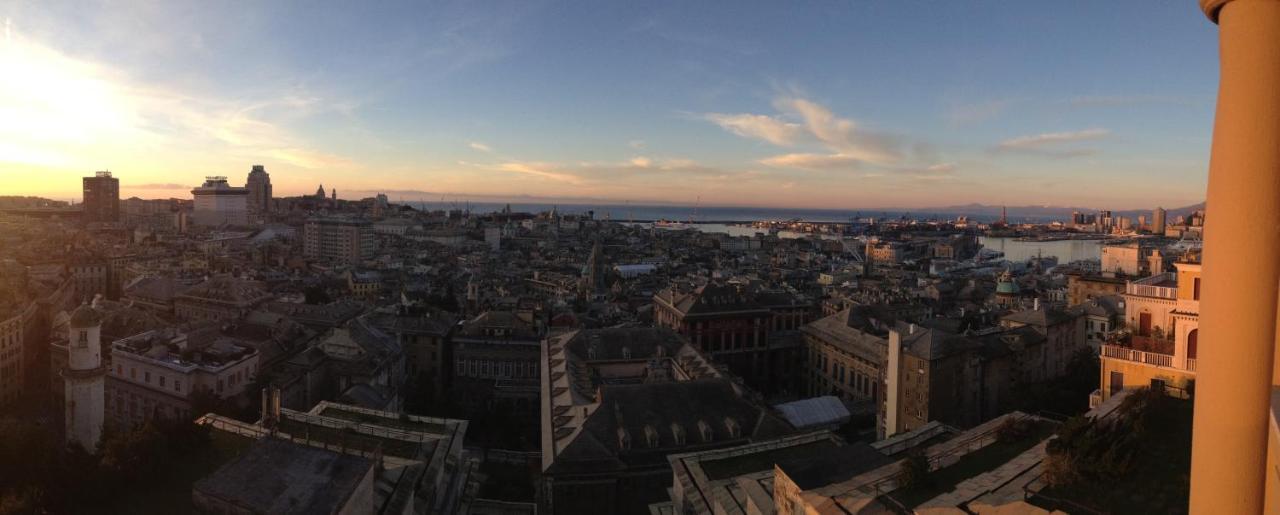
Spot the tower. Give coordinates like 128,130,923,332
1153,206,1167,235
82,171,120,223
245,165,273,220
64,302,105,451
583,239,608,295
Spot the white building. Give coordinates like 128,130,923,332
64,303,106,450
192,176,249,227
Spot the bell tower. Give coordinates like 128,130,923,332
65,302,106,451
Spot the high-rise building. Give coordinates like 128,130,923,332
245,165,272,220
191,176,249,226
304,217,376,263
1153,206,1167,235
82,171,120,223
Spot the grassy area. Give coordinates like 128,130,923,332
887,420,1055,509
319,406,450,433
1034,396,1192,514
699,440,840,480
278,417,429,458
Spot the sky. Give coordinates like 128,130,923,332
0,1,1219,210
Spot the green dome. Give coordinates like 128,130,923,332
995,271,1019,295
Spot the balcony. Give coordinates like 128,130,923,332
1125,272,1177,299
1101,344,1174,368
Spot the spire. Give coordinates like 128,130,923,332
316,184,325,198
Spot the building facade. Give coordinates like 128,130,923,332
653,282,813,394
82,171,120,223
245,165,272,221
191,176,249,227
304,218,377,263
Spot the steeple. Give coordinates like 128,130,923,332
331,188,337,201
315,184,326,199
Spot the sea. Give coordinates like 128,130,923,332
408,201,1051,224
411,201,1102,261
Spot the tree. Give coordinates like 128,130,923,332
897,451,932,490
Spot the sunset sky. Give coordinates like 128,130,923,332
1,1,1217,209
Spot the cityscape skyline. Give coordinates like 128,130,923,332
2,1,1217,209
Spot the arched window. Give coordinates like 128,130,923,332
1187,329,1198,360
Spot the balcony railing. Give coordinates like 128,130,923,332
1101,344,1174,368
1186,358,1197,372
1126,272,1177,299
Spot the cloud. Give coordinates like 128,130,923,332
0,25,360,177
947,99,1015,126
629,156,653,168
759,153,860,170
1067,95,1191,107
495,162,582,184
703,113,804,146
775,97,902,163
995,128,1110,157
130,183,189,190
703,96,902,166
468,141,493,153
894,162,958,179
628,139,646,150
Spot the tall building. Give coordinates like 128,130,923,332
303,217,376,263
244,165,272,220
1153,206,1167,235
191,176,248,227
64,303,105,450
82,171,120,223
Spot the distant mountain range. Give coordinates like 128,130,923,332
921,202,1205,221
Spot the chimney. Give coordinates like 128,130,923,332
91,294,104,309
1034,298,1041,311
909,323,916,334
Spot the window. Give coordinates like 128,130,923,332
1193,277,1201,300
175,380,182,393
145,371,151,384
159,376,166,387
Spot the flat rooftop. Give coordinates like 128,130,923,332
194,438,372,514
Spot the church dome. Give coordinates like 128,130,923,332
69,303,102,328
995,271,1020,296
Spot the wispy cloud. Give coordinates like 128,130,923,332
469,141,493,153
628,139,646,150
0,27,358,173
703,113,804,146
130,183,189,190
703,96,903,170
759,153,860,170
995,128,1110,157
1067,95,1193,107
494,162,583,184
947,99,1015,126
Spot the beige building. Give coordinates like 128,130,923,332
1098,260,1200,404
304,217,377,263
107,327,260,428
798,307,887,405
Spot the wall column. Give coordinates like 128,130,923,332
1192,1,1280,513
